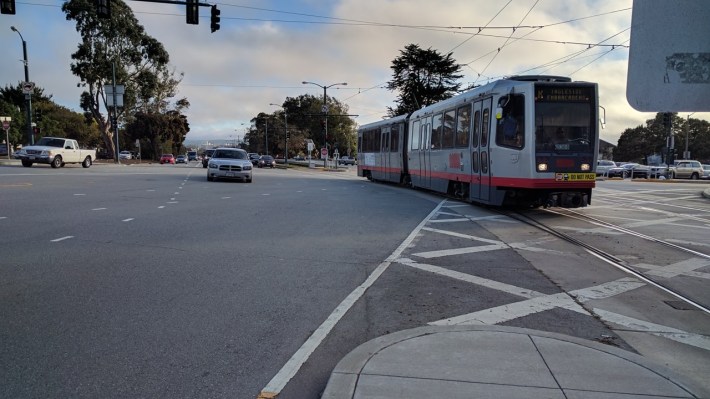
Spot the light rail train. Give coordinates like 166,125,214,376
357,75,599,208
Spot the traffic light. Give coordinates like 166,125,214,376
286,131,290,140
186,0,199,25
662,112,672,128
34,109,42,122
210,5,220,33
1,0,15,14
95,0,110,19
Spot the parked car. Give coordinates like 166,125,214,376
119,150,133,160
338,156,356,165
176,155,187,164
595,160,616,176
160,154,175,164
621,163,649,179
207,147,252,183
669,160,704,180
248,153,261,166
606,163,627,178
202,148,216,168
702,164,710,180
258,155,276,168
293,155,305,161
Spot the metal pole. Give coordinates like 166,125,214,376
323,86,328,168
112,61,120,164
284,112,288,166
11,27,33,145
265,118,268,155
684,113,695,160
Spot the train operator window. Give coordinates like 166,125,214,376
455,104,471,148
496,94,524,149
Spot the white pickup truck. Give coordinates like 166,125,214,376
16,137,95,168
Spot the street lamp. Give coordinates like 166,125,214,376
685,112,695,160
302,81,347,166
10,26,34,145
270,103,288,166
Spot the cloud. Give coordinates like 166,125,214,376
1,0,707,146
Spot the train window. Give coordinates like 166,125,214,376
472,151,479,173
496,94,525,149
382,132,389,152
481,151,489,173
481,108,490,147
431,113,443,150
472,109,480,148
411,119,421,150
442,109,455,148
390,124,400,152
455,104,471,148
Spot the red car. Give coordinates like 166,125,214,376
160,154,175,164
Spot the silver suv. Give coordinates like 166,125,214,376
670,160,703,180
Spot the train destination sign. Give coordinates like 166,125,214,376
535,86,592,103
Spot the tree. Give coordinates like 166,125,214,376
246,94,357,157
0,84,100,149
63,0,175,159
386,44,463,117
613,113,710,164
124,98,190,160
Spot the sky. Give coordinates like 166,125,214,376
1,0,708,147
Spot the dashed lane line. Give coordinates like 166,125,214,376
51,236,74,242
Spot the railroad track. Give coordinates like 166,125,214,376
500,207,710,315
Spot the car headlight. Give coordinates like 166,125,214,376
243,164,252,170
208,162,217,169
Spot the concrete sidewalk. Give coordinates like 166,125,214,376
322,325,709,398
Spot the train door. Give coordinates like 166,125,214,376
419,120,431,189
471,99,492,202
381,127,390,181
470,101,482,200
479,98,492,202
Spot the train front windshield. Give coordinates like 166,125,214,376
534,85,595,154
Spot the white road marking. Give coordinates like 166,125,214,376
397,258,545,299
429,278,645,326
167,201,178,204
262,193,270,196
122,218,134,222
92,208,107,211
174,192,179,195
73,193,85,196
413,243,509,258
633,258,710,279
158,205,165,209
258,200,447,398
51,236,74,242
0,216,6,220
222,196,231,199
594,308,710,351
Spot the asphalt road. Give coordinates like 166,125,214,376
1,163,709,398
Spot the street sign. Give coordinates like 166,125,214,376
2,120,9,130
321,147,328,159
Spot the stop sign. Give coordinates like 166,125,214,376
321,147,328,159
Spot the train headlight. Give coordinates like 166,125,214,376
580,163,590,171
537,163,549,172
